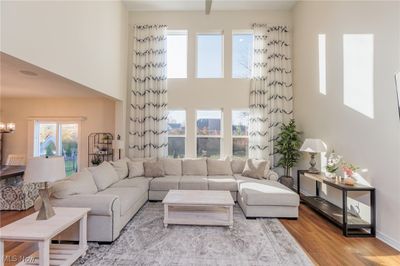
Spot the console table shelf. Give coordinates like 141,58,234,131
297,170,375,237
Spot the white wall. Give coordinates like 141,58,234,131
292,1,400,249
1,0,129,149
129,11,292,157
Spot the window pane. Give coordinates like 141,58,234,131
197,138,220,158
197,34,223,78
167,32,187,78
196,110,222,135
167,110,186,135
39,123,57,157
61,124,78,176
318,34,326,95
232,110,249,136
233,138,248,158
232,33,253,78
168,137,185,158
343,34,374,118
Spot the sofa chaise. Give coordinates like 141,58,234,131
45,158,299,242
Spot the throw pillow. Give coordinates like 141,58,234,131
127,160,145,178
110,158,129,179
52,169,98,199
231,159,246,174
207,158,233,176
88,161,119,190
143,161,165,177
160,158,182,176
182,158,208,176
242,159,270,180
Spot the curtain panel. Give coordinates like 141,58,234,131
248,24,293,166
129,24,168,159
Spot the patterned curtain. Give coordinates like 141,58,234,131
248,24,293,166
129,25,168,159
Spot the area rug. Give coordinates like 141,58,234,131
75,202,313,266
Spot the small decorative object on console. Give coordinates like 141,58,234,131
341,161,359,184
325,149,342,178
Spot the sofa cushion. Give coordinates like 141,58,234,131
88,162,119,191
110,158,129,179
231,159,246,174
207,159,233,176
97,187,146,215
182,158,207,176
110,177,152,190
242,159,270,179
144,161,165,177
150,176,182,191
179,176,208,190
237,176,299,206
52,169,98,199
127,160,145,178
161,158,182,176
207,176,237,191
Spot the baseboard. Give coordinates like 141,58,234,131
377,231,400,251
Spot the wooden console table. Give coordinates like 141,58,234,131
297,170,375,237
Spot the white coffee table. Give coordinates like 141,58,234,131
162,190,235,229
0,207,90,266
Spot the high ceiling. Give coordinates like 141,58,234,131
0,53,111,98
123,0,297,11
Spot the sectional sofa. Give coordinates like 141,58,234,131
46,158,299,242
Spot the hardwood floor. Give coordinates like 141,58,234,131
1,204,399,266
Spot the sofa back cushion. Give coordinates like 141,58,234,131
110,158,129,179
127,160,144,178
88,161,119,190
52,169,98,199
231,159,246,174
144,161,165,177
182,158,207,176
207,158,233,176
161,158,182,176
242,159,270,180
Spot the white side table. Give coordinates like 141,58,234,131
0,207,90,266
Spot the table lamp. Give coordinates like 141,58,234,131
300,139,327,173
112,139,125,160
24,156,66,220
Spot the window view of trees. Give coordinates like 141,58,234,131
232,33,253,78
232,110,249,158
167,110,186,158
197,110,222,158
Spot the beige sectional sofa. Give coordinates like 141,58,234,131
47,158,299,242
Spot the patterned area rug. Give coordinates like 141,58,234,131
75,202,313,266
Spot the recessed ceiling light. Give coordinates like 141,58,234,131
19,70,38,76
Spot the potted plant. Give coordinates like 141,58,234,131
275,119,302,188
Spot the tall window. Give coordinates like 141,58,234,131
318,34,326,95
167,110,186,158
343,34,374,118
232,32,253,78
196,110,222,158
167,30,188,78
34,121,79,176
197,33,223,78
232,110,249,158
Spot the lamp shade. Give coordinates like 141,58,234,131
24,156,66,183
112,140,125,150
300,139,327,153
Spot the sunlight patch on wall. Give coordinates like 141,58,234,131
343,34,374,119
318,34,326,95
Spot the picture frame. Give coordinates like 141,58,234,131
396,72,400,120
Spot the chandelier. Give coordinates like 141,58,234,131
0,122,16,133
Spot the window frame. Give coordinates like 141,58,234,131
167,30,188,79
167,109,187,158
231,109,249,158
196,109,223,158
196,31,225,79
232,30,254,79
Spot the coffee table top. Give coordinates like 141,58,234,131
162,190,234,206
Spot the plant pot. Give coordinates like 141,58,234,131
279,175,294,189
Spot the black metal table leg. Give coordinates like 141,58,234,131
342,190,348,236
371,189,376,236
297,171,300,195
316,181,319,197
